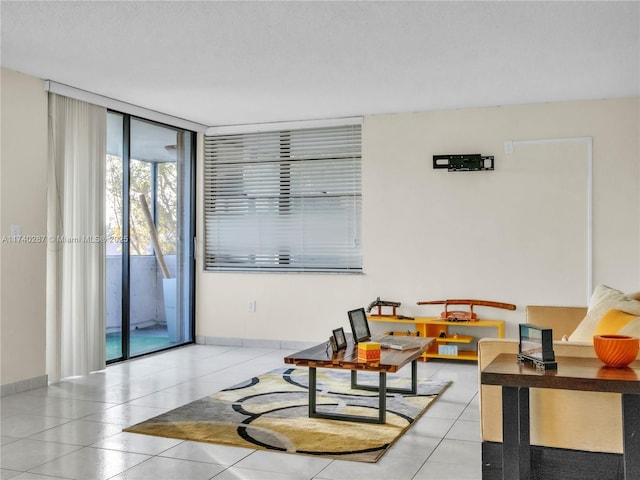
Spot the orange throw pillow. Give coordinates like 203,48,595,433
593,309,640,337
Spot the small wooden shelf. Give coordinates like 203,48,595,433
425,350,479,361
368,316,506,362
435,335,474,344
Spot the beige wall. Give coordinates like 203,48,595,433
196,98,640,342
0,67,638,387
0,68,48,386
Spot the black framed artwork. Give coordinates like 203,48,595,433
518,323,557,370
348,307,371,343
332,327,347,350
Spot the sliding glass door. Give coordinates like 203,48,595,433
106,112,194,362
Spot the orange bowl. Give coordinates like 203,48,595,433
593,335,639,368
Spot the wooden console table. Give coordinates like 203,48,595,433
284,336,433,424
368,316,505,361
481,353,640,480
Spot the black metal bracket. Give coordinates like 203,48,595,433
433,154,494,171
517,353,558,371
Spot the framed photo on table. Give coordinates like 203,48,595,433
518,323,557,370
348,307,371,343
332,327,347,350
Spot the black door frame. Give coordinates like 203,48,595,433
107,111,196,363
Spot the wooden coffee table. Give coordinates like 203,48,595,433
481,353,640,480
284,336,434,424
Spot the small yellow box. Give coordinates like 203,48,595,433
358,341,381,362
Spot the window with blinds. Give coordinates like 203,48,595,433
203,124,362,272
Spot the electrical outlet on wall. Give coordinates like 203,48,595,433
248,300,256,312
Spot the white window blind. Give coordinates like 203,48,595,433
204,124,362,272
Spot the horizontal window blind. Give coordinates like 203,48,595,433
204,124,362,272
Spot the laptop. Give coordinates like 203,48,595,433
377,335,421,351
348,307,420,350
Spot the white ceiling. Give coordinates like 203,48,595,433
1,1,639,128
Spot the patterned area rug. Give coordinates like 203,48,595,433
125,367,451,462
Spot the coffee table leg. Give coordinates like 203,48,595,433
502,386,530,480
623,393,640,479
308,367,317,417
379,372,387,424
351,361,417,395
411,359,417,393
310,368,384,424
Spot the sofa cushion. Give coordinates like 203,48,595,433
568,285,640,342
526,306,587,340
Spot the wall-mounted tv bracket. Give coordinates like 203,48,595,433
433,154,494,171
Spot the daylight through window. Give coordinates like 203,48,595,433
203,123,362,272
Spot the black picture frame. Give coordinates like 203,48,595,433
348,307,371,343
518,323,557,370
332,327,347,350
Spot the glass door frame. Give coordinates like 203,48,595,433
107,110,196,364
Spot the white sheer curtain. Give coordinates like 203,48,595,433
46,94,107,383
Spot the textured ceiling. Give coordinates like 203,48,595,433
1,1,638,128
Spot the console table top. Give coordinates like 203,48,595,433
481,353,640,394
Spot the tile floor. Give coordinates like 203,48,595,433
1,344,482,480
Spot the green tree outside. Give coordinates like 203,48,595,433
106,154,177,256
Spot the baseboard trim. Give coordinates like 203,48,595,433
196,336,316,351
482,441,624,480
1,374,48,397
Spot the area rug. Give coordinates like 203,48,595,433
124,367,451,462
